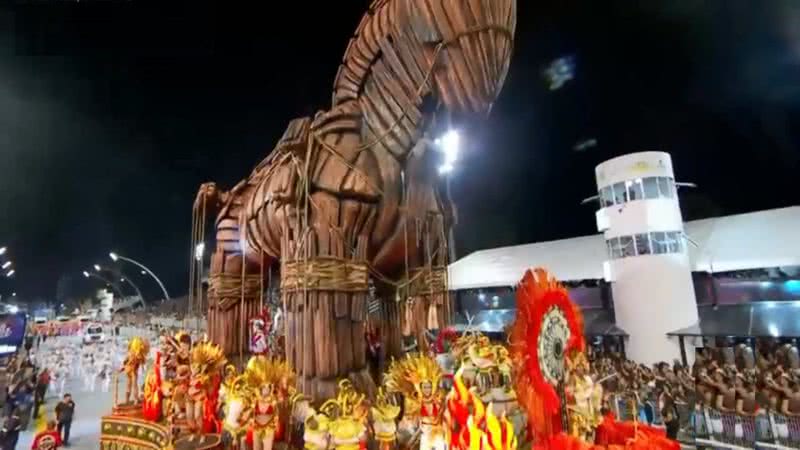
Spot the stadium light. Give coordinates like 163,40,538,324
435,130,460,175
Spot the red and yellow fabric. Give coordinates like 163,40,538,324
202,373,222,433
142,352,163,421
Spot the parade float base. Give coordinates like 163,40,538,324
174,434,222,450
101,410,222,450
100,414,171,450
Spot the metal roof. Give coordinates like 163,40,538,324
448,206,800,290
451,308,627,337
667,301,800,338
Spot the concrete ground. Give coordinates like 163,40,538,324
19,335,119,450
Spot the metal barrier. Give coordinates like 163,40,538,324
694,407,800,449
606,394,800,449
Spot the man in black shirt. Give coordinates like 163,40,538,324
55,393,75,446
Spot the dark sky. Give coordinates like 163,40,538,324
0,1,798,301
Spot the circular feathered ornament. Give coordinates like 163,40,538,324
508,268,585,442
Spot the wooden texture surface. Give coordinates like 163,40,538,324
200,0,517,399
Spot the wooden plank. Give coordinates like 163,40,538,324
327,298,339,376
303,295,314,377
336,295,354,374
315,290,331,378
351,304,366,369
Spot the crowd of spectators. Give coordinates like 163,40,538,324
587,340,800,446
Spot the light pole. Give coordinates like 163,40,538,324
83,270,126,300
94,264,146,307
109,252,170,302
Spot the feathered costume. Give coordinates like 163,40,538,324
190,342,227,433
142,352,163,421
383,354,446,450
509,268,679,450
121,337,150,404
240,356,297,447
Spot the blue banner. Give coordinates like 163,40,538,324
0,313,27,355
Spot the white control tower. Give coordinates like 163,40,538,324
595,152,698,366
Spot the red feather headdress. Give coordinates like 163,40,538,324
508,268,585,443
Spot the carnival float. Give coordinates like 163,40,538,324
100,267,680,450
99,1,679,449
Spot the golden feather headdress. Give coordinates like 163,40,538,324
127,337,150,364
384,354,442,398
371,388,401,422
191,341,227,377
320,380,367,420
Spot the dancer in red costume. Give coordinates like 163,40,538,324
31,421,62,450
509,268,679,450
250,309,271,356
142,352,163,421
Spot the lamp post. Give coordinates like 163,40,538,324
109,252,170,302
83,270,126,300
94,264,146,307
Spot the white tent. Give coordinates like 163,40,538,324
448,206,800,291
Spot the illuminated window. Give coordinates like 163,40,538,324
607,230,683,259
607,237,622,259
666,231,683,253
651,231,668,254
599,176,678,207
619,236,635,257
627,178,644,201
658,177,675,198
600,186,613,207
635,233,651,255
612,182,628,204
643,177,660,199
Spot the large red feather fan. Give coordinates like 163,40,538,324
508,268,585,442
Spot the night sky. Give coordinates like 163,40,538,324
1,1,798,302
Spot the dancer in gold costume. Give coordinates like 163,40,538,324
119,337,150,405
220,366,253,449
384,355,446,450
245,357,296,450
371,389,401,450
187,342,227,438
564,351,602,442
320,380,369,450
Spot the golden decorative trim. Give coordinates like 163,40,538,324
281,257,369,293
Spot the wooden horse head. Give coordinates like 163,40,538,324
334,0,517,117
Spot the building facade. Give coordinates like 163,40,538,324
595,151,699,365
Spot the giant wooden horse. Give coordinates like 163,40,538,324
194,0,517,400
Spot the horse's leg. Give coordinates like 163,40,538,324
375,281,404,363
403,214,451,353
280,192,376,401
207,211,270,359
